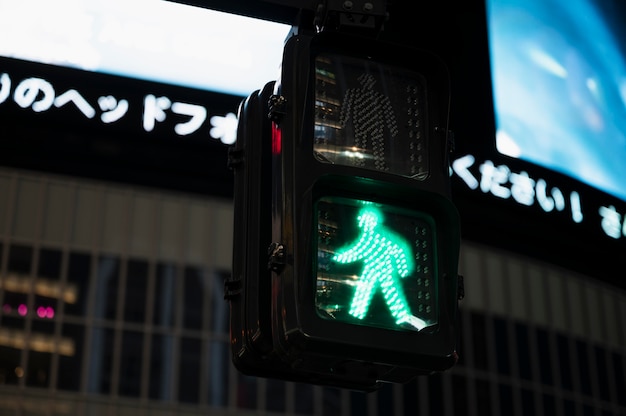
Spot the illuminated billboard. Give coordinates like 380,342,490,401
447,0,626,283
0,0,290,195
487,0,626,203
0,0,290,96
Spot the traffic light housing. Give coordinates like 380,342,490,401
228,24,461,391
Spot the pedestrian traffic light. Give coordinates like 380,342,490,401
316,198,438,333
228,8,462,391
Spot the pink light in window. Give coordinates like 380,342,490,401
17,304,28,316
2,304,11,314
36,306,55,319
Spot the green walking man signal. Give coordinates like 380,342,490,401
332,206,429,331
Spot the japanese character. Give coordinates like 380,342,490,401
13,77,55,112
510,170,535,206
535,179,565,212
569,191,584,223
479,160,511,199
0,73,10,104
332,206,428,331
210,112,238,144
599,205,623,239
98,95,129,123
143,94,171,132
451,154,479,190
54,89,95,118
171,102,207,136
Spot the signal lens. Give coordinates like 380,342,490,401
315,196,438,332
313,54,429,179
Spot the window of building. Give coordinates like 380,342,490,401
8,244,32,274
476,379,492,416
266,379,287,413
87,327,114,394
37,247,62,280
182,266,204,330
123,259,148,324
557,333,574,391
153,263,177,328
594,346,611,402
498,384,514,415
521,389,535,415
93,256,120,321
178,337,201,403
515,323,533,380
148,333,175,401
493,317,510,375
576,339,592,396
65,251,91,317
25,350,51,388
119,330,143,397
471,312,489,371
0,346,21,385
57,323,85,391
613,352,626,406
452,375,468,415
428,374,443,416
536,328,553,385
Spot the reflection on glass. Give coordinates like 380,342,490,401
313,54,428,179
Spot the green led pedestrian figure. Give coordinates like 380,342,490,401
332,206,428,330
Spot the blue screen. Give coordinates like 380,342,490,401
487,0,626,201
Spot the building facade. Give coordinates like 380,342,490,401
0,167,624,416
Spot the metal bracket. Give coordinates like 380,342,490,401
268,242,286,272
226,147,244,170
457,274,465,301
313,0,388,34
268,94,287,123
224,278,242,300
